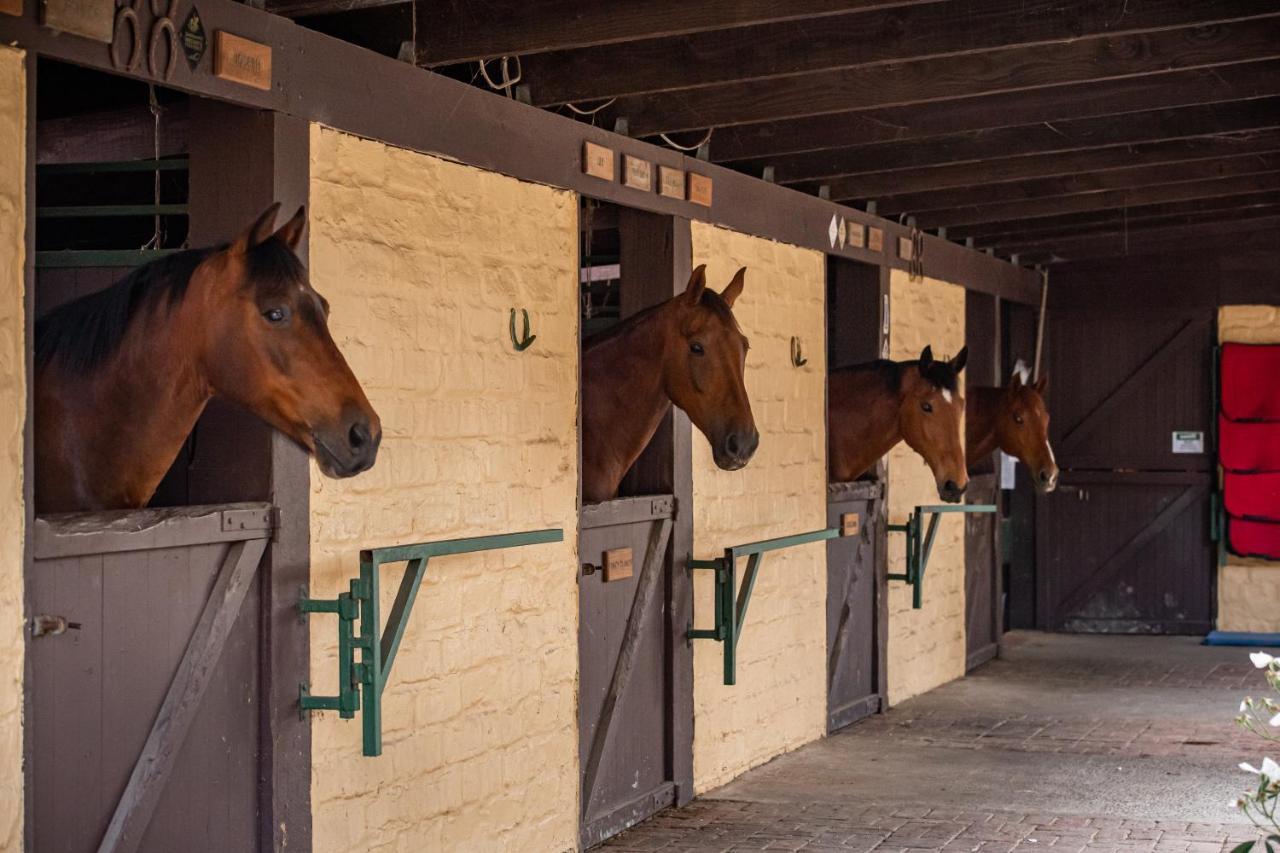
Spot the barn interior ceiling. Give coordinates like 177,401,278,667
261,0,1280,266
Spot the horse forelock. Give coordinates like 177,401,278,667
918,359,960,394
243,237,307,297
35,247,215,375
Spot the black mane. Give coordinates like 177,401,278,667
832,357,960,393
34,239,306,375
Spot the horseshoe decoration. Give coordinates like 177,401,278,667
149,0,179,81
509,308,537,352
111,0,144,73
791,336,808,368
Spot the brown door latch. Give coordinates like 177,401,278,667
31,615,81,638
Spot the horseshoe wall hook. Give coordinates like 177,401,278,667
509,308,536,351
791,336,808,368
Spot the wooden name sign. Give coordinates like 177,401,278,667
602,547,634,583
1,0,22,18
867,227,884,253
623,154,652,191
687,173,713,207
658,165,684,200
840,513,860,537
41,0,113,42
214,31,273,91
846,223,866,249
583,141,615,181
898,236,915,261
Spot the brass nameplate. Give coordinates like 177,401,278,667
603,547,634,583
868,227,884,252
41,0,113,42
583,141,615,181
841,513,860,537
658,165,684,199
623,155,652,191
898,237,914,260
846,223,865,249
1,0,22,18
215,31,272,90
687,173,713,207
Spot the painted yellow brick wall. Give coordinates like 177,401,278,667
308,126,580,851
689,222,827,792
1218,305,1280,633
887,270,966,705
0,44,24,853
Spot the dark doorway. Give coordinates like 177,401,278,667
964,291,1002,669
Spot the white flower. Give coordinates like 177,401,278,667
1242,699,1250,712
1240,757,1280,779
1251,652,1275,668
1269,712,1280,727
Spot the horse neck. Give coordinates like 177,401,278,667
967,387,1003,460
830,369,905,481
581,307,673,501
50,290,213,509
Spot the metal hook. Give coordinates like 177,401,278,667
791,336,808,368
509,308,536,351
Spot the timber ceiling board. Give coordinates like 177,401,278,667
276,0,1280,263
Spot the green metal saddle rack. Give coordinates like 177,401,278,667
298,528,563,756
888,504,996,609
688,527,841,686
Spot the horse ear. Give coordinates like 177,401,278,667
919,345,933,369
1008,370,1025,390
275,205,308,253
720,267,746,308
951,346,968,373
1034,372,1050,394
683,264,708,307
235,203,282,253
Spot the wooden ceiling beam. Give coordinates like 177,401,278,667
600,18,1280,135
706,61,1280,163
293,0,941,65
525,0,1279,107
822,130,1280,200
762,96,1280,185
916,172,1280,228
874,152,1280,217
1011,214,1280,264
960,192,1280,243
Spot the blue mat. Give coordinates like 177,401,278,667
1203,630,1280,647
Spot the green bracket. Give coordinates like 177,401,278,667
688,527,840,686
298,528,563,756
888,504,997,609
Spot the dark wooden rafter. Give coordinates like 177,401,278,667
597,17,1280,135
706,60,1280,163
823,130,1280,200
874,152,1280,217
758,97,1280,185
917,171,1280,228
522,0,1280,107
1015,214,1280,263
963,192,1280,245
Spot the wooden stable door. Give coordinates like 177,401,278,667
1037,308,1215,633
30,505,272,853
965,474,1001,667
826,482,884,731
578,497,676,846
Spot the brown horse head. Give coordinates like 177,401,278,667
899,345,969,503
201,204,381,478
34,203,380,512
995,371,1057,492
666,265,759,470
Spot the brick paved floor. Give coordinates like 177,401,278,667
599,632,1274,852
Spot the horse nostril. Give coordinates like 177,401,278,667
944,480,958,494
1040,470,1051,483
349,421,370,451
726,433,740,457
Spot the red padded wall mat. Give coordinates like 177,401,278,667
1224,471,1280,522
1229,517,1280,561
1221,343,1280,421
1219,415,1280,472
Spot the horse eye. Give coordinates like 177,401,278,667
263,306,289,325
1014,414,1025,425
690,342,705,356
921,401,933,414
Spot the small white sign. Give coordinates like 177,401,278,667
1000,451,1018,489
1172,430,1204,454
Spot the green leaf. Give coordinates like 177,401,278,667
1230,842,1255,853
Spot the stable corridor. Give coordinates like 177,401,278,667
602,632,1266,852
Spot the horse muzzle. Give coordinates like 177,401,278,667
938,478,967,504
712,427,759,471
313,413,381,478
1037,467,1059,493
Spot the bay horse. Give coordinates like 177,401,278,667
828,346,969,503
581,264,758,504
966,369,1058,492
34,204,381,513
